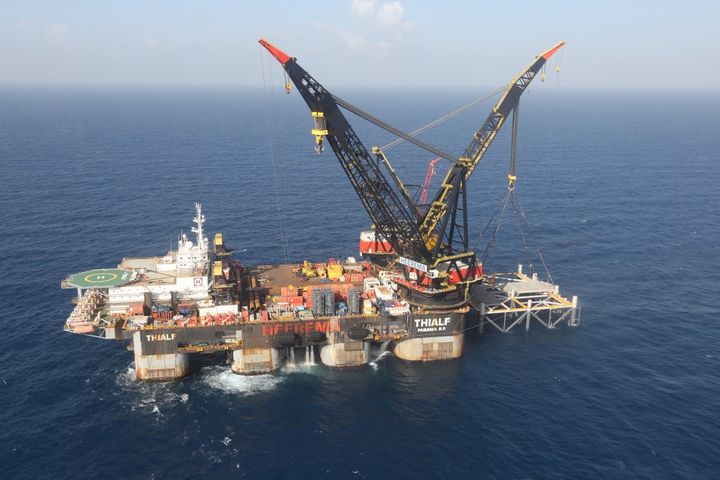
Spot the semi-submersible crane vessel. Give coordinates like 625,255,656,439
61,39,579,381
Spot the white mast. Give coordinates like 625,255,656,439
191,202,208,254
175,203,210,274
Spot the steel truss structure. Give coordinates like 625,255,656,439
471,265,580,333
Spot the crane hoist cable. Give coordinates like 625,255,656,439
555,48,564,86
473,184,553,283
380,86,507,152
260,50,291,264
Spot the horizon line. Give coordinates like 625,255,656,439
1,83,719,91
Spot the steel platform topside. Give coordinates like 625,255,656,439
469,265,580,332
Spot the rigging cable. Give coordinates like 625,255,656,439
260,50,291,264
474,187,513,265
510,193,537,276
473,187,554,283
510,192,554,284
380,85,507,152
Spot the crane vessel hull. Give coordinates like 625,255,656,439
62,38,583,381
62,204,470,381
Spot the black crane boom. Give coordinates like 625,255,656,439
259,38,433,263
329,95,458,165
259,38,565,306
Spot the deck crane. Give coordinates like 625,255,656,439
259,38,564,307
360,156,440,261
419,158,440,208
416,42,565,277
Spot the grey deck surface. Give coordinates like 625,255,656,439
469,276,554,307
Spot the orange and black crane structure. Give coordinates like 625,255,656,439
259,38,564,307
417,42,565,264
259,40,438,273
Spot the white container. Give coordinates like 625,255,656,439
363,277,380,292
373,285,395,302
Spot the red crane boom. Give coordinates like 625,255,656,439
419,158,440,206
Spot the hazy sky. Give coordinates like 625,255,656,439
1,0,717,88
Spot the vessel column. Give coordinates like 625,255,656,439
319,320,370,368
393,333,464,362
231,347,280,375
393,312,466,362
132,331,189,381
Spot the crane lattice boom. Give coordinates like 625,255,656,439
259,38,565,305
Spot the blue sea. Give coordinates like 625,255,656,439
1,85,719,479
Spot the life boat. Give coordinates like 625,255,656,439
73,324,95,334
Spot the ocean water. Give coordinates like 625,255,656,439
1,85,719,479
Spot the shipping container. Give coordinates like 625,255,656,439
128,303,146,315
